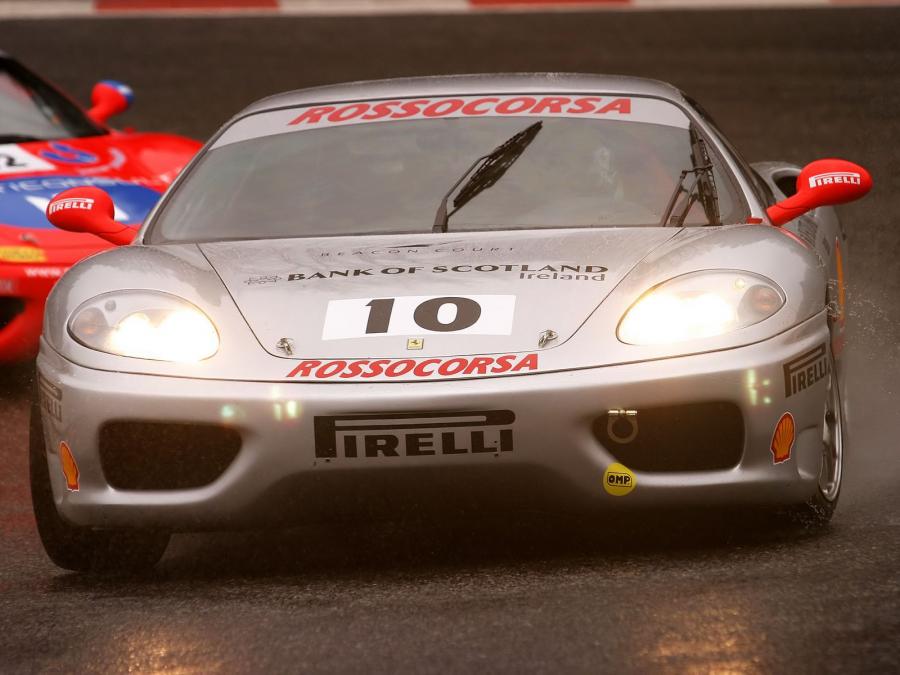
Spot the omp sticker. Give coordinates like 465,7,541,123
603,463,636,496
313,410,515,459
0,246,46,263
213,95,690,148
59,441,79,491
0,144,55,175
809,172,861,189
322,294,516,340
286,353,539,380
770,412,795,464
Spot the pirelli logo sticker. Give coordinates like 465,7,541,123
783,344,829,398
313,410,515,459
47,197,95,215
808,171,861,189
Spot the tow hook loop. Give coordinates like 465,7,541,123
607,409,639,444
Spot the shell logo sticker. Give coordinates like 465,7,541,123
770,413,795,464
603,462,636,496
59,441,80,491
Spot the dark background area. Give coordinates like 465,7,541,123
1,8,899,672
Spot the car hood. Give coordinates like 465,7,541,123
200,228,679,359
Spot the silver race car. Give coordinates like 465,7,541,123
34,74,871,571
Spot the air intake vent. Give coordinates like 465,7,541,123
593,402,744,472
99,421,241,491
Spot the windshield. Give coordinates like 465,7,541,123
150,94,746,243
0,58,104,142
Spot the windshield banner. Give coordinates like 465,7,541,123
214,94,689,148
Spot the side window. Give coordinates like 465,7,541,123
774,174,798,198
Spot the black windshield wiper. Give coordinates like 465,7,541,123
660,126,721,227
433,121,542,233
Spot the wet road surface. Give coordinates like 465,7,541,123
1,7,899,673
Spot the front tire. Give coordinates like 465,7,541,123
787,352,843,526
29,397,169,573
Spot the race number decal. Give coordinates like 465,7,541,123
322,295,515,340
0,145,55,175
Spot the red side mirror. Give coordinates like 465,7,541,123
767,159,872,226
46,187,138,246
86,80,134,125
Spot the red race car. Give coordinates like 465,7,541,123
0,52,200,362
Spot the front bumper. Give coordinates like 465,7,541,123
37,314,831,530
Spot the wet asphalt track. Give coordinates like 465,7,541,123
1,7,900,673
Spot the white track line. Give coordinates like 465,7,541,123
0,1,92,16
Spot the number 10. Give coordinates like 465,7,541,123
365,296,482,334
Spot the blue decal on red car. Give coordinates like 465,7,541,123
99,80,135,105
39,142,99,166
0,175,160,229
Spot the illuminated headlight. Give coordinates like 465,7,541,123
618,270,785,345
68,291,219,362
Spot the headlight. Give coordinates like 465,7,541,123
618,270,784,345
68,291,219,362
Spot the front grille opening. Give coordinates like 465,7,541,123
592,402,744,472
99,422,241,491
0,297,25,330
